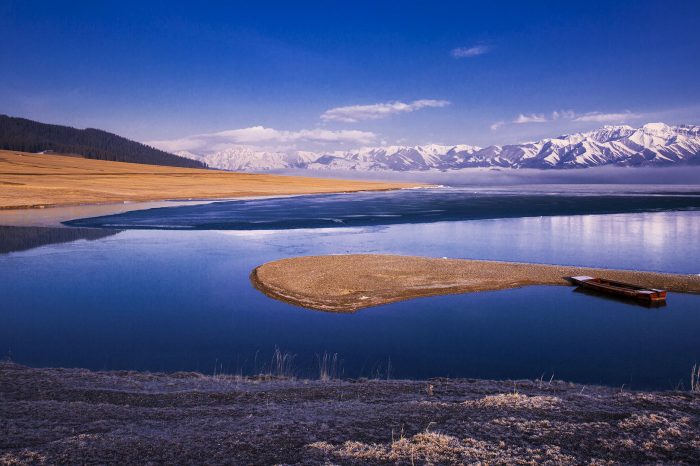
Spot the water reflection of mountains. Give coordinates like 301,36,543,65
0,226,119,254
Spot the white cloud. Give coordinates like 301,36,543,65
510,110,641,126
148,126,377,154
321,99,450,123
490,120,505,131
573,111,642,122
451,45,491,58
551,110,576,120
513,113,548,124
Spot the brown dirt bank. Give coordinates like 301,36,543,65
0,150,418,210
1,363,698,464
251,254,700,312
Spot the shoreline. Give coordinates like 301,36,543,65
1,362,698,464
0,192,378,228
0,185,413,212
252,254,700,312
0,198,223,227
0,150,420,224
0,186,422,228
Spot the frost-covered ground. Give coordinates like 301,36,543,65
1,362,698,464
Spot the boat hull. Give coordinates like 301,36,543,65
569,276,667,303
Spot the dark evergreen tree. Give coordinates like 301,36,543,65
0,115,207,169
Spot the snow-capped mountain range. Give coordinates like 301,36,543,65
176,123,700,171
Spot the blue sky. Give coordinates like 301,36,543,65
1,0,699,153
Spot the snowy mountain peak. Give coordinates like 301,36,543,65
181,123,700,171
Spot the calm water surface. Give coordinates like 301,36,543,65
2,190,700,390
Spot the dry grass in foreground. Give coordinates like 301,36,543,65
0,150,417,209
1,362,698,464
251,254,700,312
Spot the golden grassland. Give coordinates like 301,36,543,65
0,150,419,209
251,254,700,312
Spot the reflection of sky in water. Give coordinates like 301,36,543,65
1,210,699,390
220,211,700,273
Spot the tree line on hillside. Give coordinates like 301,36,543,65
0,114,206,169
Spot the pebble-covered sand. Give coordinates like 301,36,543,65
251,254,700,312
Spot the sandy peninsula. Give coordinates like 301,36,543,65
251,254,700,312
0,150,418,210
1,362,698,464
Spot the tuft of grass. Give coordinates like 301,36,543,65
691,364,700,393
317,352,340,382
270,347,296,378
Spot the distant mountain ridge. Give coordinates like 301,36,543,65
179,123,700,171
0,115,206,169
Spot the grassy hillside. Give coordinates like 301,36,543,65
0,114,205,169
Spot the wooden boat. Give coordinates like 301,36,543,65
569,276,667,303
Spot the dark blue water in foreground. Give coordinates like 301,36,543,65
2,191,700,390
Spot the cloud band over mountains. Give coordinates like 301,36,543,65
148,126,377,153
148,97,450,153
149,102,650,155
494,110,644,130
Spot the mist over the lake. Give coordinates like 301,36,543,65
274,165,700,186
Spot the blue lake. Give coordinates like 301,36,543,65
1,189,700,390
